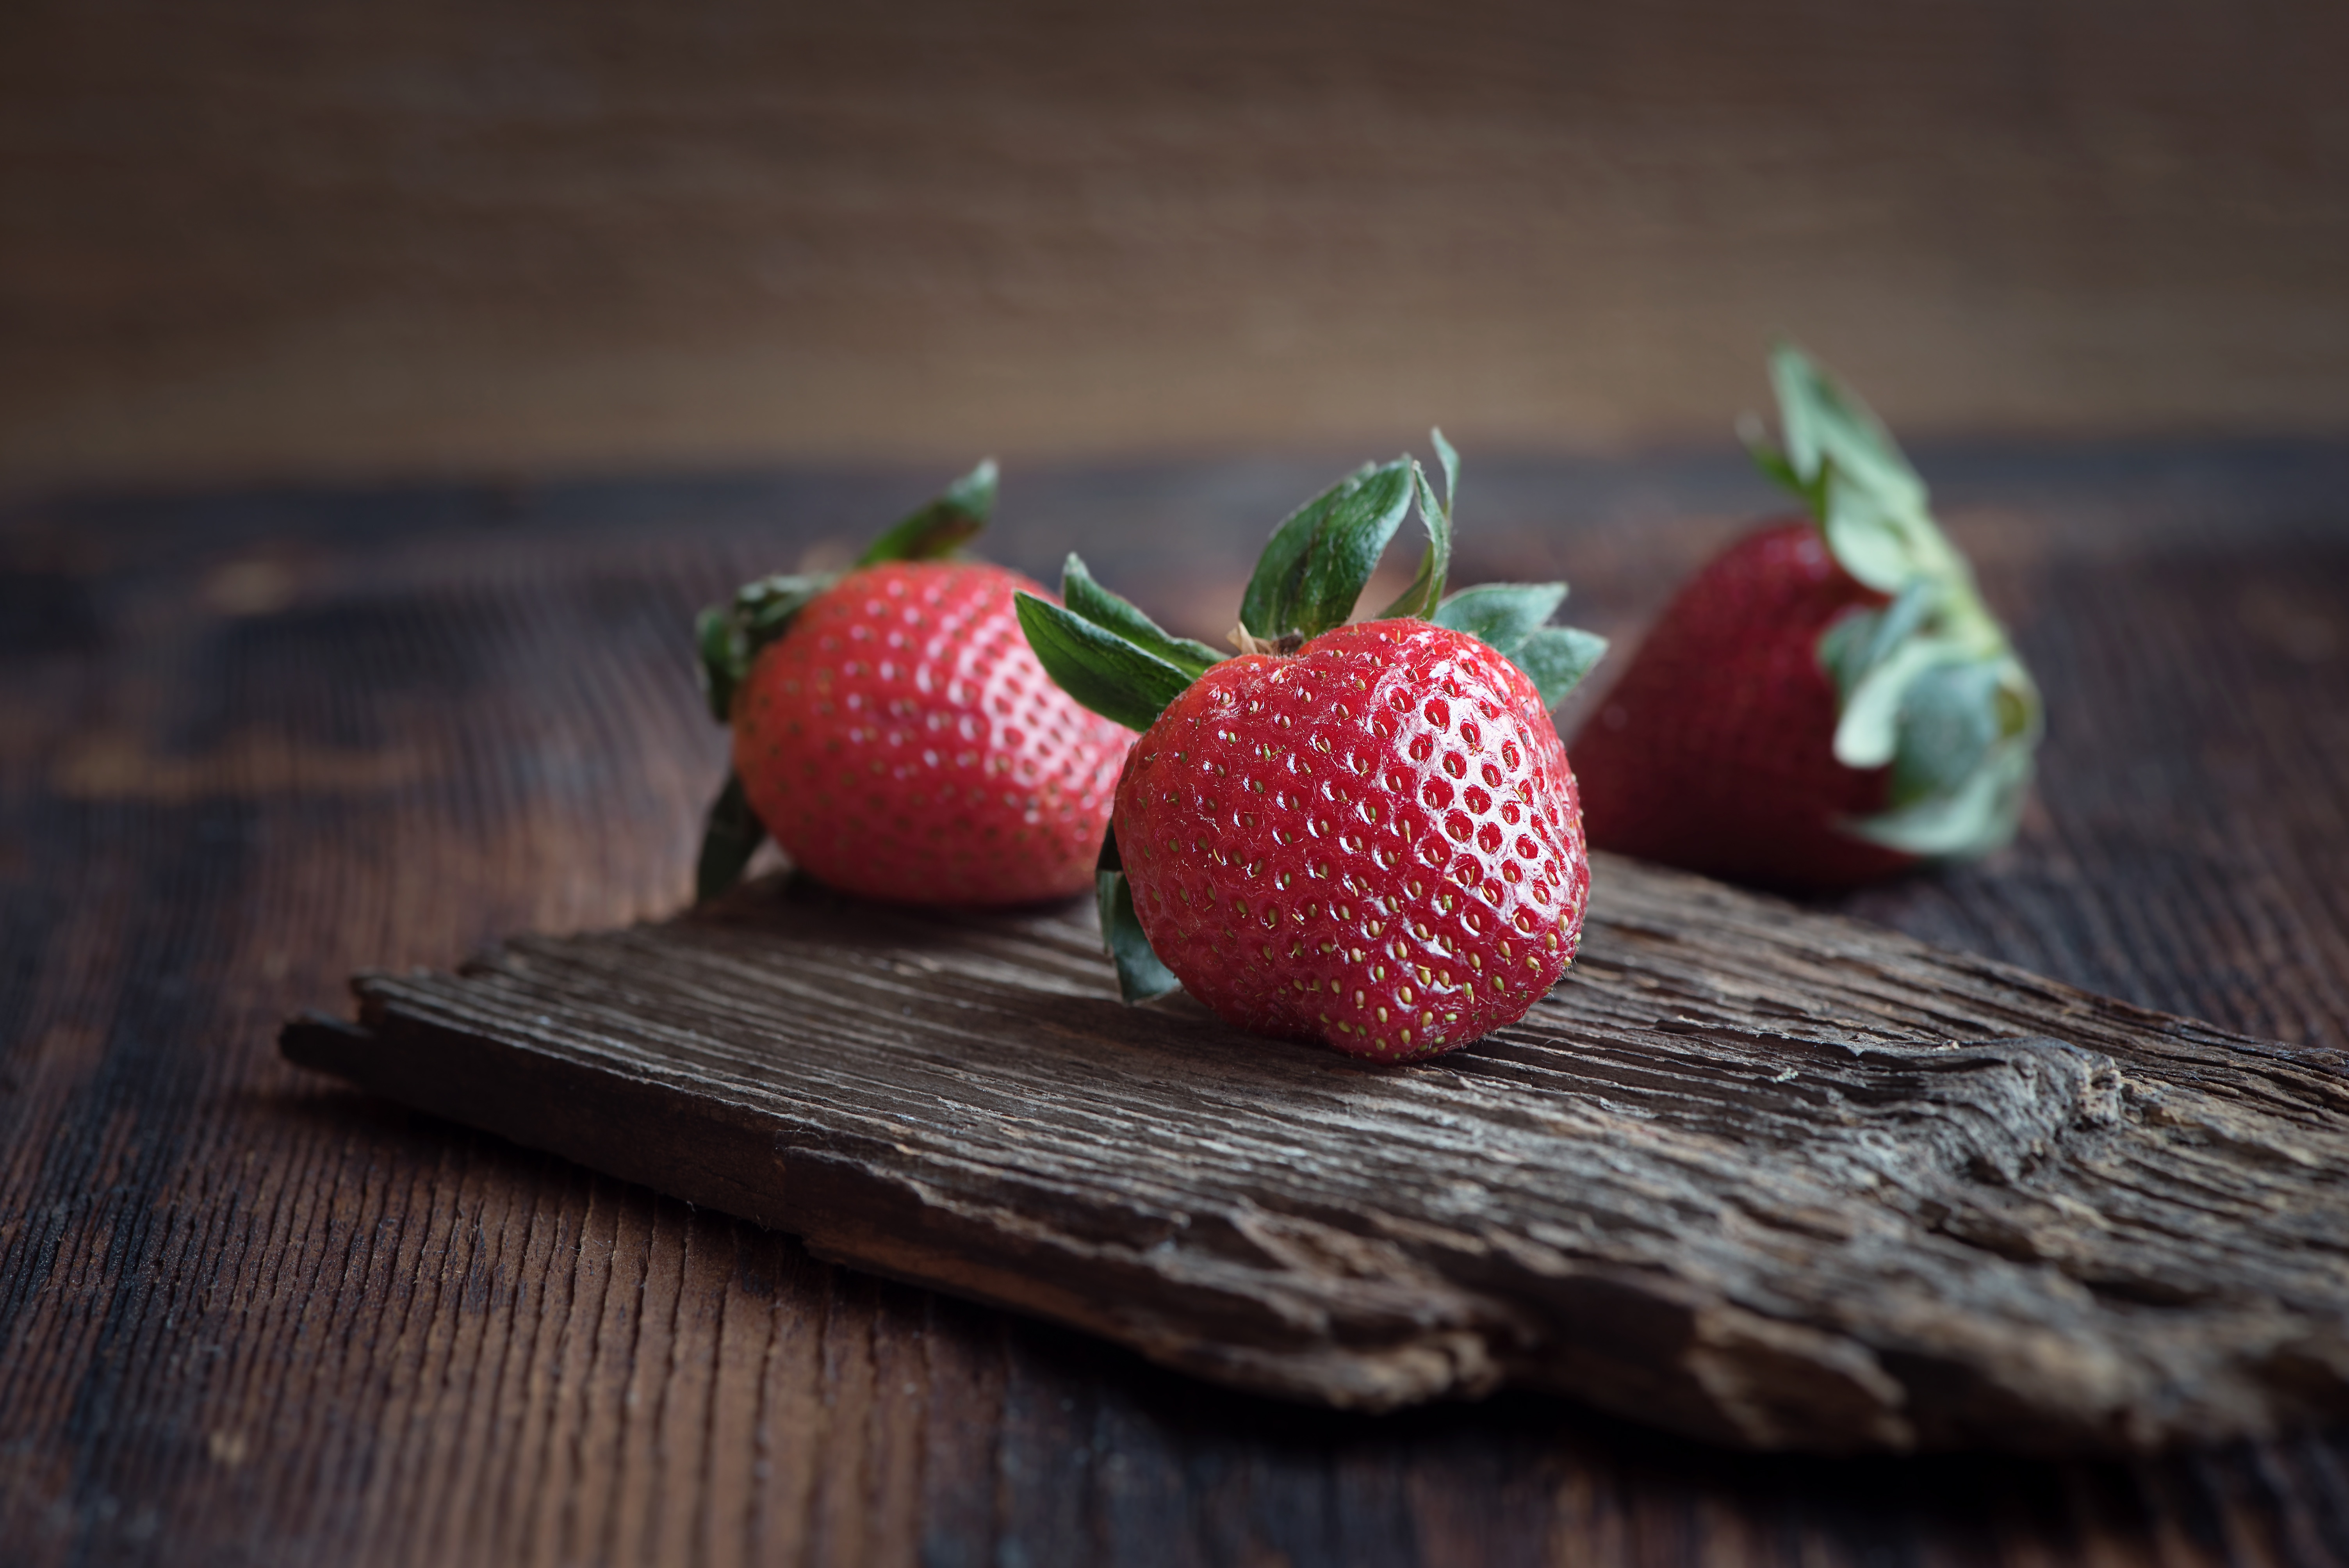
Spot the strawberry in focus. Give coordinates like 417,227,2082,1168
1116,621,1588,1060
1571,347,2042,893
693,463,1131,906
1016,435,1609,1061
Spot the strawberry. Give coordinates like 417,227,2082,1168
1016,435,1608,1061
1570,346,2043,892
692,462,1131,905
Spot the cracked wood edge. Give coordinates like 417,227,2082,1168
281,853,2349,1456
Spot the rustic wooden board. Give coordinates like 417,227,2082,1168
283,851,2349,1456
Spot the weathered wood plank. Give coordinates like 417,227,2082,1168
283,852,2349,1455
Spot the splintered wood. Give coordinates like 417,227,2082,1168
282,853,2349,1456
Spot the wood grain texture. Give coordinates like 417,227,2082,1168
5,0,2349,485
283,853,2349,1453
4,441,2349,1562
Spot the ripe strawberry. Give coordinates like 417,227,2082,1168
693,463,1130,905
1114,620,1589,1059
1570,346,2042,892
1017,435,1609,1061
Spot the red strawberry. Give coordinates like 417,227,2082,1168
1571,346,2042,892
1016,434,1609,1061
1115,621,1588,1060
693,464,1130,905
1572,522,1911,888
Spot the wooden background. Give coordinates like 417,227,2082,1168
4,0,2349,486
3,439,2347,1564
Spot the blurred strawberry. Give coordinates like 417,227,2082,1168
693,463,1130,905
1571,346,2042,891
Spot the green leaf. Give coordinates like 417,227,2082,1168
1817,580,1941,702
1749,345,1970,599
1768,343,1926,513
697,606,747,723
736,573,831,636
1429,579,1602,708
1815,607,1874,704
695,771,767,901
1096,827,1180,1003
1831,641,2042,860
1818,484,1915,595
856,458,997,566
1060,554,1221,678
1831,634,1972,769
1744,343,2048,866
1510,626,1609,709
1886,659,2005,805
696,573,837,724
1430,427,1460,515
1845,733,2034,859
1013,592,1188,733
1239,460,1415,639
1742,416,1824,512
734,570,826,609
1819,477,1964,595
1432,583,1568,656
1376,456,1456,622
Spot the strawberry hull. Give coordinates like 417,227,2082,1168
1114,621,1590,1061
733,561,1131,906
1571,521,1918,892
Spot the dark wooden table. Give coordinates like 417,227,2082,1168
4,442,2346,1565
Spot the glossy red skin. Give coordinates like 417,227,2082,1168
733,561,1132,905
1114,620,1590,1061
1569,519,1917,892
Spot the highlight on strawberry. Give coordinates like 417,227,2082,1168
692,461,1132,906
1014,435,1608,1062
1570,344,2044,892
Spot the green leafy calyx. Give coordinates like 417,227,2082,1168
1376,429,1457,622
1748,344,2043,859
1238,458,1417,641
1019,432,1606,741
1096,825,1180,1004
1013,558,1207,735
855,458,996,567
695,771,766,903
690,459,998,899
1429,584,1608,711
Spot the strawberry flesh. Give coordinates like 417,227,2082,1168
733,560,1130,905
1115,620,1589,1061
